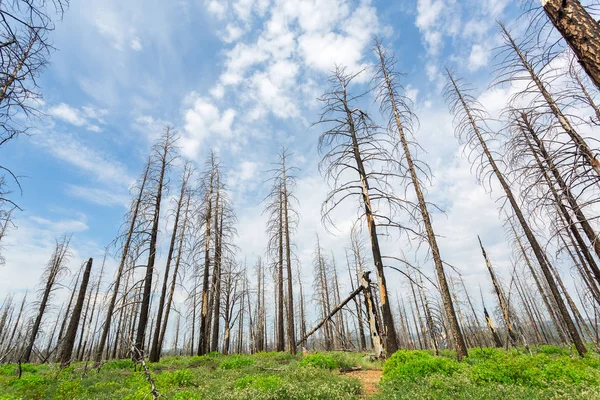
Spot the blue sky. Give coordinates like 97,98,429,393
1,0,537,312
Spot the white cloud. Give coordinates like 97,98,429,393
66,184,130,207
206,0,228,19
47,103,108,132
180,94,236,158
221,24,245,43
130,37,143,51
208,0,381,122
468,44,489,71
35,132,135,187
48,103,87,126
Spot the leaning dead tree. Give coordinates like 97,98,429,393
299,271,383,358
540,0,600,91
444,71,587,356
373,38,469,360
59,257,93,367
23,235,71,362
316,65,402,354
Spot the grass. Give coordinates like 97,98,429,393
0,346,598,399
0,351,367,399
376,346,600,399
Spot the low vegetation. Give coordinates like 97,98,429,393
1,347,599,399
376,346,600,399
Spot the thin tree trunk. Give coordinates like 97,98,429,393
95,162,150,365
376,42,467,359
135,138,170,359
150,169,189,362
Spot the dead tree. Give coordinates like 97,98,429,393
158,175,193,357
149,162,192,362
197,152,217,355
316,65,400,354
135,126,179,359
0,1,69,215
374,38,468,360
95,161,151,365
23,235,71,362
497,23,600,180
59,258,93,367
541,0,600,91
444,71,587,356
263,148,299,353
478,238,519,346
313,236,333,350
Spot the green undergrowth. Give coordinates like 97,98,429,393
1,347,599,399
376,346,600,399
0,351,368,399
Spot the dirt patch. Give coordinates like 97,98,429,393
346,369,382,397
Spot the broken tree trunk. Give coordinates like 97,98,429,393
297,272,384,358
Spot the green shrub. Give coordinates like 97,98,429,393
9,375,50,399
0,365,16,376
537,345,570,356
219,355,256,370
103,359,134,370
328,352,363,369
382,350,464,381
158,369,194,387
299,354,338,370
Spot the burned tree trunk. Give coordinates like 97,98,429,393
24,237,71,363
542,0,600,91
135,126,178,359
95,161,151,365
60,258,93,367
149,164,191,362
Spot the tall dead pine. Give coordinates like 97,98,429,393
374,39,468,360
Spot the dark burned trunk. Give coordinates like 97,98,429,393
150,167,189,362
210,199,223,353
60,258,93,367
277,187,285,352
198,165,214,356
542,0,600,91
282,156,296,354
95,162,150,365
135,129,173,359
343,101,398,355
159,192,191,356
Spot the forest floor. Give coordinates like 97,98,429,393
1,346,600,399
